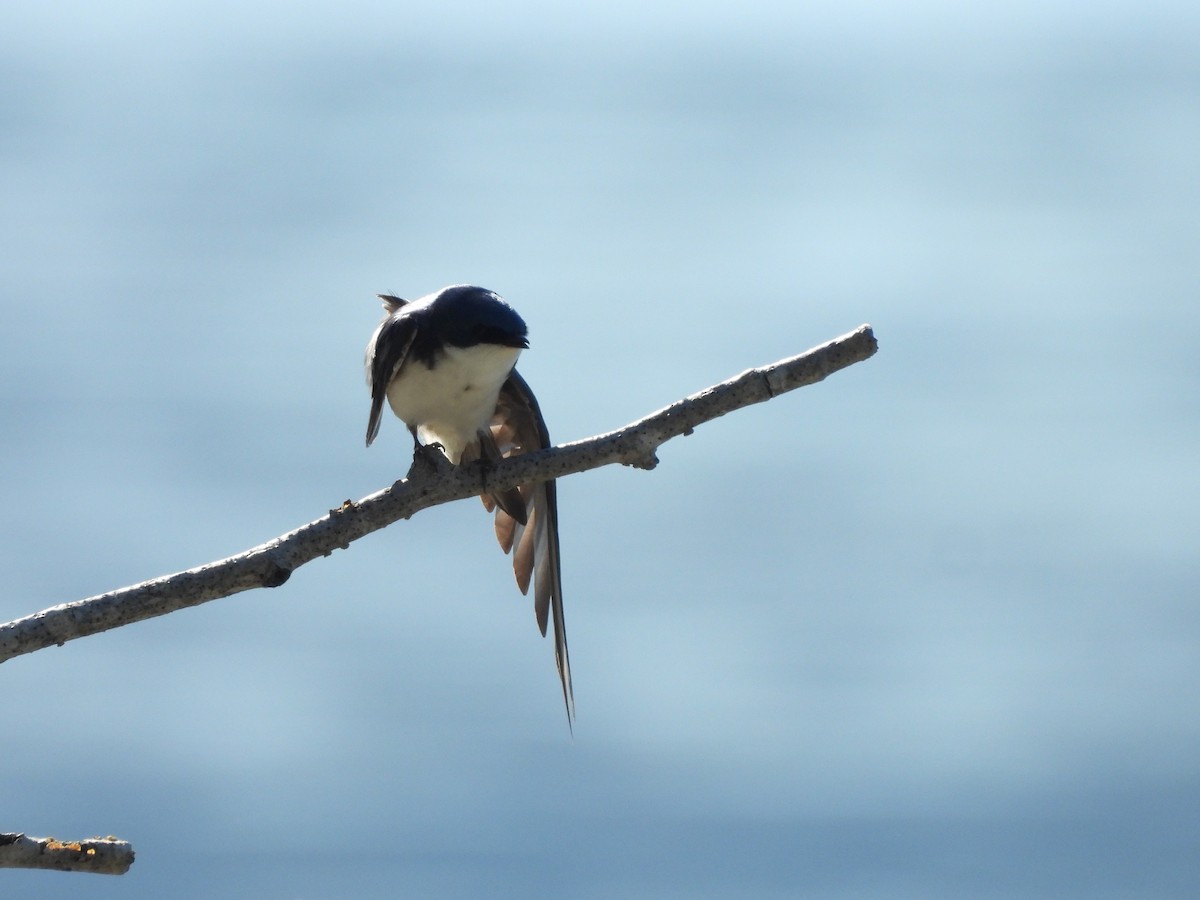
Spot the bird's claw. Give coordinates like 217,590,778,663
407,441,451,478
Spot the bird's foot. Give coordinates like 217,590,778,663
407,441,452,479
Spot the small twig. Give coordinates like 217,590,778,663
0,324,876,664
0,833,134,875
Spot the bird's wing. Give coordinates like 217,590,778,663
485,370,574,726
378,294,406,315
365,300,416,447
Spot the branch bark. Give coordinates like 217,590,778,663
0,833,134,875
0,324,876,665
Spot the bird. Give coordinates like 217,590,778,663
363,284,574,727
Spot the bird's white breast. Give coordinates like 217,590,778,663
385,343,521,463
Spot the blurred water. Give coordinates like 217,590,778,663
2,3,1198,897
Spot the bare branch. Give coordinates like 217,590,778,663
0,324,876,665
0,833,134,875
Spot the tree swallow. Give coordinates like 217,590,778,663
364,285,574,726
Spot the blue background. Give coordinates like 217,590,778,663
3,2,1198,897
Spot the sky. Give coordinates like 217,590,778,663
2,1,1199,897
